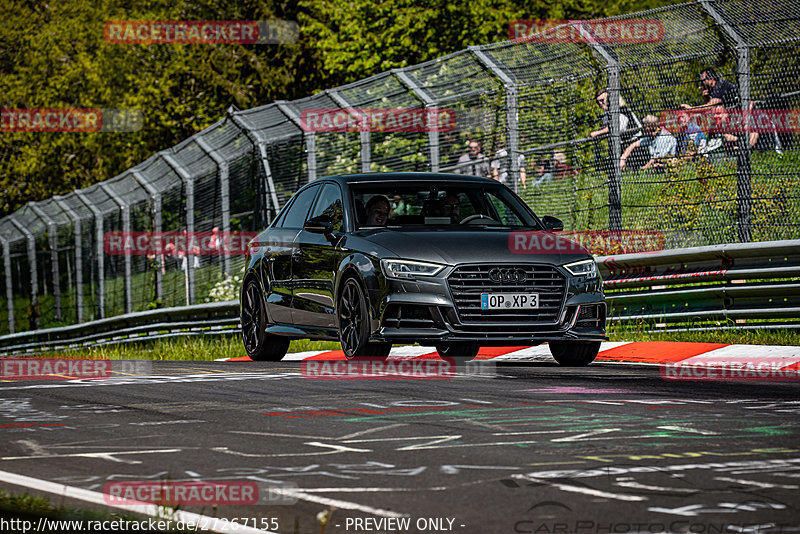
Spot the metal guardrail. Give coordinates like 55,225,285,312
0,301,240,355
597,239,800,331
1,239,798,354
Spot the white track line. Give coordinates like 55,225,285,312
0,469,275,534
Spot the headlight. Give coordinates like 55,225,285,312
381,259,444,279
563,259,598,278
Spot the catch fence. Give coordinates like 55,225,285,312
1,0,798,334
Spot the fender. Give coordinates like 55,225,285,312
334,253,388,334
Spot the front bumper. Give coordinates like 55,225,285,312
370,263,607,346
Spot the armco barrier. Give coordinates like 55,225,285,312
598,239,800,331
0,239,798,354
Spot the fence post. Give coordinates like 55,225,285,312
327,89,371,173
699,0,752,242
75,190,105,319
196,136,232,276
53,196,83,323
394,69,440,172
9,215,39,330
29,204,62,322
275,102,317,183
161,153,195,305
229,108,281,218
0,236,14,333
470,46,520,193
100,183,132,314
131,171,162,303
578,23,623,231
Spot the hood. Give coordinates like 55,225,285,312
351,227,591,266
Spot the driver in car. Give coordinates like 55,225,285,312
433,194,461,224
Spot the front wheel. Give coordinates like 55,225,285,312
240,277,290,361
549,341,601,366
338,277,389,359
435,342,480,359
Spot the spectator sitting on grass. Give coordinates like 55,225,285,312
531,157,554,187
676,111,707,157
553,151,578,179
621,115,677,171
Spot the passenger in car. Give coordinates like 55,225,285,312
365,195,390,226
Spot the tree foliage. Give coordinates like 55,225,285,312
1,0,684,216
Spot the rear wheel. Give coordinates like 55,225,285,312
435,342,480,359
241,277,289,361
549,341,600,367
338,277,389,359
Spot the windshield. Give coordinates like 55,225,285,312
351,182,541,229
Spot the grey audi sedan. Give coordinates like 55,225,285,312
240,173,606,365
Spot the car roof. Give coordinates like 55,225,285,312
323,172,496,185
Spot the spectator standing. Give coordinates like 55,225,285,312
491,141,527,189
621,115,677,171
455,139,491,177
590,89,643,145
681,68,739,110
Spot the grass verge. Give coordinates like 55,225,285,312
0,490,187,533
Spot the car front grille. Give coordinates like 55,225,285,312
447,264,566,325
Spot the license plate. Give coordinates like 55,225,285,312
480,293,539,310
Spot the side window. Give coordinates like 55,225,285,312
487,191,523,226
281,185,320,229
309,183,344,231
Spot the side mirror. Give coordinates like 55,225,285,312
542,216,563,232
304,215,334,235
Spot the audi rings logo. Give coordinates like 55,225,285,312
488,267,527,283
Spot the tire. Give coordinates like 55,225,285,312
549,341,601,367
338,277,388,359
240,276,289,361
435,342,480,359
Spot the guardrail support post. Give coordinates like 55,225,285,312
327,89,371,173
394,69,440,172
100,184,132,314
29,204,62,322
131,171,163,304
275,102,317,183
196,136,232,276
0,237,14,333
161,154,195,305
53,196,84,323
579,23,623,232
470,47,521,193
9,215,40,330
699,0,752,242
75,191,105,319
229,108,282,220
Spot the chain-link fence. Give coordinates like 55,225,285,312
1,0,798,334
